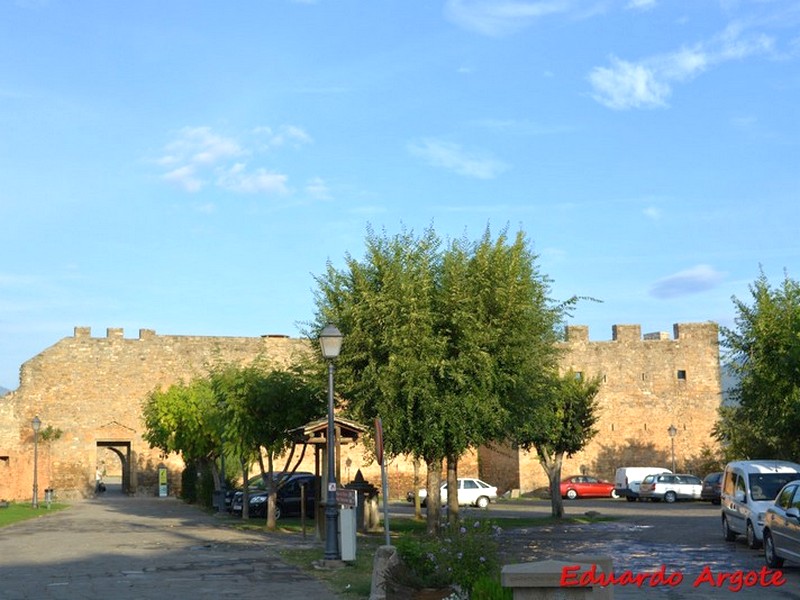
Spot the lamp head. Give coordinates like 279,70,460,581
667,424,677,438
319,324,343,359
32,416,42,433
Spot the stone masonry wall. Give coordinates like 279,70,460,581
480,322,722,492
1,322,719,501
0,327,309,500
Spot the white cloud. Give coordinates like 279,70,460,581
157,125,314,197
164,126,243,166
444,0,570,36
253,124,313,148
305,177,332,200
588,57,670,109
626,0,656,10
643,206,662,220
162,165,205,193
408,138,508,179
589,24,774,110
589,24,773,110
650,265,725,299
216,164,289,195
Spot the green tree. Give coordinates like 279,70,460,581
310,225,563,532
508,370,602,518
211,363,325,530
714,270,800,459
142,378,223,499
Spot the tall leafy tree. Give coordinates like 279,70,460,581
310,225,563,532
715,270,800,459
507,370,602,518
211,363,325,530
142,378,224,490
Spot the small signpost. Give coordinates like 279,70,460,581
158,464,168,497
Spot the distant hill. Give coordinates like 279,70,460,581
0,386,10,397
720,363,739,406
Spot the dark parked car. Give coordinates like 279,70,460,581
558,475,619,499
232,473,318,519
225,471,312,512
763,479,800,567
700,471,722,505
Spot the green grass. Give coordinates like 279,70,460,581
0,502,68,527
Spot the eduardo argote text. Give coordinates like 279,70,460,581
561,564,786,593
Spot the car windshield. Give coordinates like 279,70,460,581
748,473,799,501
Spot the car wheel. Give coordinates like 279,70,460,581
746,521,762,549
274,504,282,520
764,531,784,568
476,496,490,509
566,489,578,500
626,496,637,502
722,515,737,541
610,489,619,499
664,491,677,504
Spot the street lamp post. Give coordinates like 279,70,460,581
32,416,41,509
668,424,677,473
319,324,343,562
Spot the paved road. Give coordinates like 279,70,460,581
398,497,800,598
0,494,339,600
2,494,799,599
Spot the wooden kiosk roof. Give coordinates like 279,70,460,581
289,416,367,445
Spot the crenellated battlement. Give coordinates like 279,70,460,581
564,322,718,344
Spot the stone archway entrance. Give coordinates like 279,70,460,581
96,441,132,494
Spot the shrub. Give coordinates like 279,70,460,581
387,516,502,596
470,574,513,600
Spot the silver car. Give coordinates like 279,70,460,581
763,479,800,567
638,473,702,503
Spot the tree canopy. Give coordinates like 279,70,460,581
507,370,602,518
142,377,220,464
310,224,565,530
715,270,800,460
142,361,325,520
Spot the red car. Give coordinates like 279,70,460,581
559,475,619,500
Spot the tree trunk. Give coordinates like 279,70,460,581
265,452,277,531
446,455,459,527
241,458,250,520
425,459,442,534
539,450,565,519
413,458,422,520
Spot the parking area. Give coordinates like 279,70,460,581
395,497,800,598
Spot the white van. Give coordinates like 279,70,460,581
614,467,672,502
721,460,800,549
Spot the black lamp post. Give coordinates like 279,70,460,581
32,416,41,509
668,424,677,473
319,324,343,561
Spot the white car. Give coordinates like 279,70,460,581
411,477,497,508
763,480,800,567
638,473,702,503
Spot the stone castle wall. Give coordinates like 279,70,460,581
0,322,720,501
0,328,310,500
480,322,722,491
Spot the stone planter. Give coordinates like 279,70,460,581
385,584,454,600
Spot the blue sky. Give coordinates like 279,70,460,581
1,0,798,389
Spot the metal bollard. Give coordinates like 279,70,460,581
44,488,54,508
